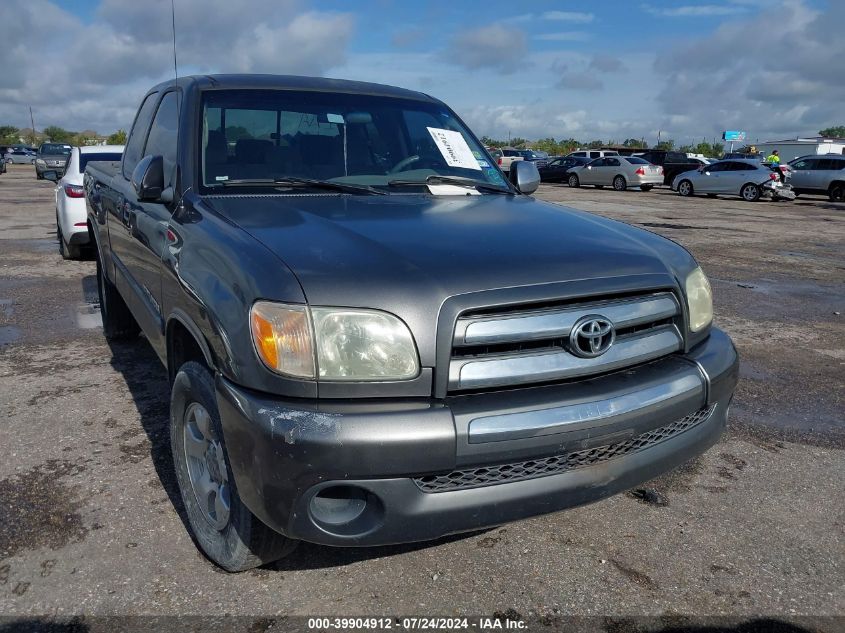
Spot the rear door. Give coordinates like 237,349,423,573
723,161,760,194
602,157,621,185
107,91,159,312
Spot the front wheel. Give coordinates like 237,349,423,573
829,183,844,202
741,183,761,202
568,174,580,188
613,175,627,191
677,180,694,197
171,361,298,571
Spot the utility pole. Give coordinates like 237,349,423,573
29,106,36,147
657,130,661,148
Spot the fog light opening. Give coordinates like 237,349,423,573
310,486,368,526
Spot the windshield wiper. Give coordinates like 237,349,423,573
387,175,513,194
218,177,386,195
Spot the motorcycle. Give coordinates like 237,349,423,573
761,169,796,201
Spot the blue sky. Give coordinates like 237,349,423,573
2,0,840,144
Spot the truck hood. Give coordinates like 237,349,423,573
203,193,686,364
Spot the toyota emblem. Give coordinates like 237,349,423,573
569,315,615,358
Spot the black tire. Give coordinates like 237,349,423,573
677,180,694,197
640,185,653,192
95,248,140,340
171,361,297,571
829,183,844,202
741,182,761,202
568,174,580,188
36,173,43,180
613,175,627,191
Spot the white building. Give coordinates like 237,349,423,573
753,137,845,162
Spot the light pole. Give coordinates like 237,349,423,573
29,106,36,147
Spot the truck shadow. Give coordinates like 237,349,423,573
104,336,479,572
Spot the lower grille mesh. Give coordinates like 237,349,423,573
413,405,715,493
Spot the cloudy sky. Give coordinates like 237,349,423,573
2,0,841,144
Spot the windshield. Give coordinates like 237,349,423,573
200,89,508,193
40,144,72,155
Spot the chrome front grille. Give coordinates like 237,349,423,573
414,405,714,493
449,292,682,392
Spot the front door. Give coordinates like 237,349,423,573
110,90,180,356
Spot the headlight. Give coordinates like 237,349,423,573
250,302,419,381
685,267,713,332
311,308,419,381
35,159,46,166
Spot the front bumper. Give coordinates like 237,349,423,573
217,328,738,547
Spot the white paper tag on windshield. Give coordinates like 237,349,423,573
427,184,482,196
327,113,345,124
427,127,481,171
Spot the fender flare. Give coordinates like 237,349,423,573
166,309,216,377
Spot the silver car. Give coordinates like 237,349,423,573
788,154,845,202
672,159,781,201
4,149,36,164
567,155,663,191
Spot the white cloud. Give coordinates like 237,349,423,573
535,32,591,42
0,0,355,132
641,3,748,17
541,11,595,23
444,24,528,75
654,0,845,139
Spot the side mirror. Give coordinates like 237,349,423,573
509,159,540,194
43,170,59,182
131,155,164,201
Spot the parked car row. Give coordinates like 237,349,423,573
538,149,844,203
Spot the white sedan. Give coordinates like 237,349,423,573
51,145,123,259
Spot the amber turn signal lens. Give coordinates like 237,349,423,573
249,302,315,379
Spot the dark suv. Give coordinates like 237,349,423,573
35,142,72,179
788,154,845,201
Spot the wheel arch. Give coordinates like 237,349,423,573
166,310,216,384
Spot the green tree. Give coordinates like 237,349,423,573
622,138,646,148
43,126,74,142
654,139,674,150
0,125,20,144
586,139,605,149
107,129,127,144
819,126,845,138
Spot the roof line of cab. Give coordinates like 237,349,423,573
146,73,437,103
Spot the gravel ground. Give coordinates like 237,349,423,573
0,164,842,629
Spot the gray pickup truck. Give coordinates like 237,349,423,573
80,74,738,572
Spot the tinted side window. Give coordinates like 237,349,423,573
817,159,841,170
605,158,620,166
589,151,600,158
143,91,181,189
123,92,159,179
791,159,808,170
706,162,726,172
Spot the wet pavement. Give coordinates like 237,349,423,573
0,164,843,625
